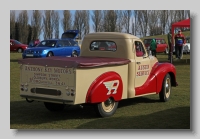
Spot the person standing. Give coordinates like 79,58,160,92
167,31,172,60
150,39,157,57
34,39,40,46
174,29,185,59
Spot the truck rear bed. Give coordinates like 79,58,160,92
18,57,130,105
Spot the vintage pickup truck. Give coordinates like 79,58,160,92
18,32,178,117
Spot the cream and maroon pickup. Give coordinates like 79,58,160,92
18,32,178,117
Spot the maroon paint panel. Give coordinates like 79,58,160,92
86,71,123,103
135,74,157,96
153,62,176,92
135,62,176,96
18,56,130,68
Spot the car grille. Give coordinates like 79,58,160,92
26,50,34,54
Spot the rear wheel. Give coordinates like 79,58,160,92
17,48,23,53
94,98,118,117
159,73,171,102
71,51,78,57
47,52,53,57
44,102,65,112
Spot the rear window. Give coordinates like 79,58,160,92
14,40,22,44
39,40,57,47
90,41,117,51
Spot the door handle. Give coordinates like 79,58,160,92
136,62,141,64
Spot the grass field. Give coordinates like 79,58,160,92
10,52,190,129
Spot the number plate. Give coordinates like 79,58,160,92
26,54,33,57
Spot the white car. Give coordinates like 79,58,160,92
183,37,190,54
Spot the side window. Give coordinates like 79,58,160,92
135,41,145,57
156,40,161,44
63,40,71,46
90,41,117,51
162,39,166,44
56,40,64,47
69,40,77,46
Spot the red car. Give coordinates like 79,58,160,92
143,38,168,54
10,39,28,53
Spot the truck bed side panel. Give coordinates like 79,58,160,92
74,65,128,104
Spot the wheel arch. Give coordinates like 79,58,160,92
47,51,54,56
85,71,123,104
151,62,177,93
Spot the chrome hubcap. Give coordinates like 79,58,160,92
165,78,170,98
102,98,115,112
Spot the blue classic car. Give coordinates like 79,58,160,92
22,30,80,59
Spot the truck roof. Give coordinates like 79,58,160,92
84,32,140,39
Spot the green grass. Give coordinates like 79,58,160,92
10,52,190,129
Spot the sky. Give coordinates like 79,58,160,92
3,0,200,138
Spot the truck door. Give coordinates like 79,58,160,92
134,41,151,90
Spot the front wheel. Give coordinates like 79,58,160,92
44,102,65,112
47,52,53,57
17,48,23,53
94,98,118,117
159,73,171,102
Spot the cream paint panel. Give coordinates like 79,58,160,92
135,57,151,87
74,65,128,104
20,65,76,104
127,62,136,98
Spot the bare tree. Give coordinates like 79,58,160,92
103,10,118,32
17,10,29,43
158,10,169,35
31,10,43,40
123,10,132,33
84,10,90,35
10,10,16,39
133,10,140,36
61,10,72,32
73,10,90,39
131,19,134,35
166,10,176,33
148,10,159,36
91,10,103,32
185,10,190,18
116,10,125,32
137,10,150,37
43,10,54,39
52,11,60,38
